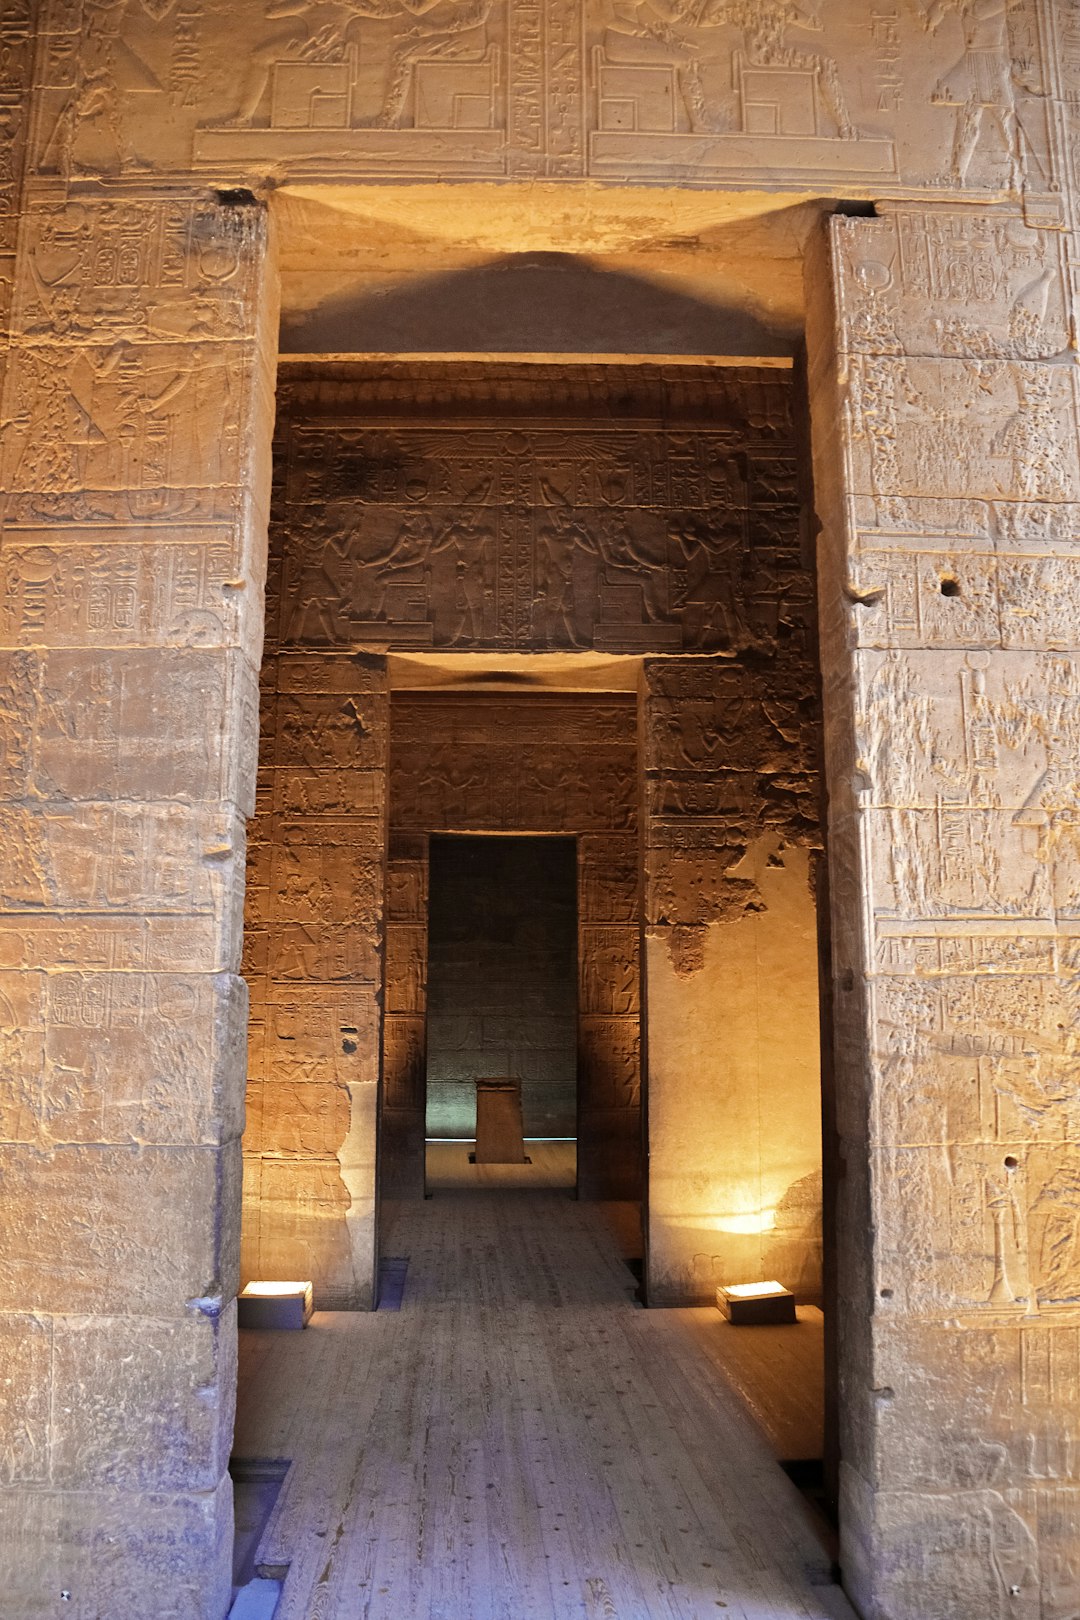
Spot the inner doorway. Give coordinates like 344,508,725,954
242,357,825,1323
426,834,578,1188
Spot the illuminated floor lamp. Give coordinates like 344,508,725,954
716,1280,797,1325
237,1280,315,1330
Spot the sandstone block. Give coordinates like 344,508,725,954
0,1143,240,1316
41,971,247,1147
0,1475,232,1620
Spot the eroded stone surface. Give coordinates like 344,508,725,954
807,206,1080,1620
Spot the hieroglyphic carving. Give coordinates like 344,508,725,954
242,651,388,1303
643,655,821,969
270,363,802,657
15,0,1069,198
807,203,1080,1618
588,0,896,183
390,694,637,832
193,0,507,176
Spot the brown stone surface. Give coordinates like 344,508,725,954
806,204,1080,1618
0,175,277,1614
9,2,1080,1611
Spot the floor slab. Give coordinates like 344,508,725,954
234,1186,851,1620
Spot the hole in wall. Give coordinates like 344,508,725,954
940,577,961,598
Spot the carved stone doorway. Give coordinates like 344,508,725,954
240,359,826,1320
424,833,579,1168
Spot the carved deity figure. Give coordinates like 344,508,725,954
218,0,492,128
534,506,596,648
919,0,1029,188
428,512,492,644
41,0,159,178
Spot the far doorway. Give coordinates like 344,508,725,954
425,834,579,1191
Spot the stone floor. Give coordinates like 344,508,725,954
233,1149,848,1620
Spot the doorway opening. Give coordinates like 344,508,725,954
425,834,578,1190
238,356,831,1528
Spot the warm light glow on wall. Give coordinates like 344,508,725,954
714,1210,777,1236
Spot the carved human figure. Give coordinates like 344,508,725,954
534,506,596,648
600,515,670,626
41,0,153,177
859,651,934,913
429,512,492,643
286,523,354,642
919,0,1028,188
1033,1157,1080,1302
667,512,744,646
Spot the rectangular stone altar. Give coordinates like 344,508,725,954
474,1078,529,1165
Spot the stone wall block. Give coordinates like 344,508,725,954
0,1141,241,1317
869,1318,1080,1496
0,533,266,655
0,968,45,1142
27,648,259,813
0,801,247,958
0,1473,233,1620
41,970,248,1148
49,1302,237,1491
831,209,1072,365
0,1311,52,1485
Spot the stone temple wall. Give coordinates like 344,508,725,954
7,1,1080,1612
245,360,823,1310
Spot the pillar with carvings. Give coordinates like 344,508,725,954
807,203,1080,1618
0,191,277,1614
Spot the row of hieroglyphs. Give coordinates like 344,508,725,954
21,0,1065,198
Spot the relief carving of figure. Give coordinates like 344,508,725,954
917,0,1034,189
1033,1156,1080,1303
41,0,159,178
429,511,492,644
534,505,597,648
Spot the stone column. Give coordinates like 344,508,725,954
243,651,389,1310
640,656,822,1306
577,832,642,1201
806,204,1080,1618
0,194,276,1616
381,832,429,1212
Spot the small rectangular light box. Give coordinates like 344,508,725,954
238,1281,314,1331
716,1280,796,1326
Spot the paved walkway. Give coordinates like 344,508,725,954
233,1179,854,1620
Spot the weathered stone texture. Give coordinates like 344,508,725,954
0,179,277,1615
243,651,388,1309
807,204,1080,1620
641,655,823,1304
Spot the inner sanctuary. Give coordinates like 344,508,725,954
2,3,1080,1618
